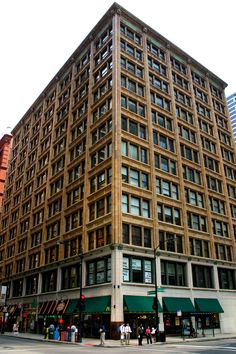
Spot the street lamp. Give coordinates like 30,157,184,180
77,250,84,343
153,237,175,342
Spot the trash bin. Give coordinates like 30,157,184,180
158,331,166,342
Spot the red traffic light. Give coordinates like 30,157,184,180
80,294,85,301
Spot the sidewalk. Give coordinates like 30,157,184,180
2,331,236,347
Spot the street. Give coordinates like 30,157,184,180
1,336,236,354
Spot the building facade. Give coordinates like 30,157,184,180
0,3,236,338
227,92,236,141
0,134,12,212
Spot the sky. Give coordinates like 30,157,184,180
0,0,235,137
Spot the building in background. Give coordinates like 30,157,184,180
0,134,12,212
0,3,236,338
227,92,236,141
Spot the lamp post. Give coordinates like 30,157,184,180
77,251,84,343
153,247,159,342
153,237,175,342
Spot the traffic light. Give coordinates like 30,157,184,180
79,294,86,311
152,297,158,310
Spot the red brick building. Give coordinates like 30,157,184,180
0,134,12,211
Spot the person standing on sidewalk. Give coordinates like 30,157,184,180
137,324,144,345
119,323,125,345
146,326,152,344
99,324,106,346
125,323,132,345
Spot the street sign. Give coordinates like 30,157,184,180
147,288,165,295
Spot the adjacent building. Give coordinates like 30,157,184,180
0,3,236,338
0,134,12,212
227,92,236,141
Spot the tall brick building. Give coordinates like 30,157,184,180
0,134,12,212
0,3,236,337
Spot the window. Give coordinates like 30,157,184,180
121,95,145,117
185,188,204,208
207,175,222,193
149,74,169,93
204,155,219,173
176,106,194,125
148,57,167,76
209,197,225,215
189,238,210,258
120,57,143,78
156,178,178,200
174,89,191,107
122,194,150,218
172,72,189,90
180,144,199,163
120,40,143,61
171,57,187,75
147,41,165,61
42,270,57,293
159,231,183,253
192,265,213,288
152,110,172,131
89,194,111,221
218,268,236,289
182,165,202,185
150,92,170,111
157,204,181,225
122,165,149,189
187,212,207,232
121,75,145,97
122,116,146,139
61,265,80,289
154,154,177,175
192,71,206,88
178,125,196,143
161,260,186,286
212,219,228,237
90,141,112,168
122,140,148,164
153,131,174,152
65,209,83,231
87,257,111,285
123,256,153,283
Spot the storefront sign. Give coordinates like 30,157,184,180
177,310,182,317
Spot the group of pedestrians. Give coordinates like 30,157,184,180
137,324,156,345
119,323,132,345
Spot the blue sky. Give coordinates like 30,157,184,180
1,0,235,136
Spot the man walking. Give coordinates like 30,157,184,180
125,323,132,344
119,323,125,345
99,324,106,346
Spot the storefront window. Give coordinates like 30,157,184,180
123,255,153,284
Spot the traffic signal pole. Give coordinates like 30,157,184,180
78,252,83,343
154,248,159,341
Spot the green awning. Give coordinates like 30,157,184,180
163,297,195,313
194,298,224,313
124,295,162,313
65,299,78,314
83,296,111,314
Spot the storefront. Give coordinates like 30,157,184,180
194,298,223,334
123,295,162,337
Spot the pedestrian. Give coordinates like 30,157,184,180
137,324,144,345
146,326,152,344
119,323,125,344
13,322,19,335
125,323,132,344
151,327,156,342
99,324,106,346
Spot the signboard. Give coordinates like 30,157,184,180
177,310,182,317
1,286,7,295
147,288,165,295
